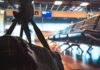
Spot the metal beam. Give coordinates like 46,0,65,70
78,8,84,11
68,6,75,11
40,4,41,10
56,5,61,11
73,6,81,11
33,4,35,10
62,6,67,11
51,5,54,11
77,7,83,11
45,4,48,11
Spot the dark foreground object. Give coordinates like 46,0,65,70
0,36,64,70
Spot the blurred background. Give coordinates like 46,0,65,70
0,0,100,70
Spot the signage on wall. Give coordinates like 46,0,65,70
6,9,100,18
34,10,41,17
42,11,52,17
6,9,41,17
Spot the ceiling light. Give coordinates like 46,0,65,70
0,10,4,14
54,1,62,5
32,1,34,4
0,0,4,2
14,4,19,8
80,2,89,6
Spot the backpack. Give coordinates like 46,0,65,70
1,7,64,69
0,35,64,70
0,36,37,70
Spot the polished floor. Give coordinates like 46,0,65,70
61,54,100,70
35,41,100,70
59,44,100,70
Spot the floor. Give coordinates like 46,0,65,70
61,54,100,70
58,45,100,70
35,41,100,70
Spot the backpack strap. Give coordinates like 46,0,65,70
5,19,17,35
5,11,19,35
5,11,51,51
30,19,51,51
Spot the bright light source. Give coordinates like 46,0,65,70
80,2,89,6
32,1,34,4
15,4,19,8
0,0,4,2
54,1,62,5
0,10,4,14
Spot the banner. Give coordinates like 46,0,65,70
6,9,100,18
6,9,41,17
52,11,87,18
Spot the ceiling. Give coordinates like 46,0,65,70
1,0,100,24
0,0,100,11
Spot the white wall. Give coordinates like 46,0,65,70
0,10,4,36
34,23,69,31
4,23,69,43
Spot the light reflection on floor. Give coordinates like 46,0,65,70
59,43,100,67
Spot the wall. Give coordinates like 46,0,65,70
0,9,4,36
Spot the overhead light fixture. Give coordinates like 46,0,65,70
80,2,89,6
0,10,4,14
14,4,19,8
0,0,4,2
54,1,62,5
32,1,34,4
